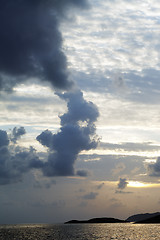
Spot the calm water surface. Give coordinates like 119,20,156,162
0,223,160,240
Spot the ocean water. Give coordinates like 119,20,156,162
0,223,160,240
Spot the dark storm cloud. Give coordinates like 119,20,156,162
0,0,88,91
36,90,99,177
10,127,26,143
0,130,9,147
117,178,128,189
0,129,40,185
0,146,36,185
0,0,100,182
76,169,89,177
59,90,99,125
148,157,160,177
36,129,53,149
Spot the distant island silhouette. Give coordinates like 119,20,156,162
65,217,126,224
65,212,160,224
134,214,160,224
126,212,160,223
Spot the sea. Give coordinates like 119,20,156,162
0,223,160,240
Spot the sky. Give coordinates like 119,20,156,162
1,0,160,224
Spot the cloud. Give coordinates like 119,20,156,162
0,0,100,184
33,179,56,189
0,146,36,185
112,163,126,176
100,141,160,152
0,0,100,183
78,154,145,182
112,71,127,93
117,178,128,189
148,157,160,177
115,190,132,194
0,0,88,92
59,90,99,125
96,182,104,190
0,128,40,185
82,192,98,200
37,90,99,177
10,127,26,143
76,169,89,177
0,130,9,148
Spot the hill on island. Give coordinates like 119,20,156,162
126,212,160,223
65,217,126,224
135,214,160,224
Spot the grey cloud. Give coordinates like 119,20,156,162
59,90,99,125
0,129,40,185
0,0,88,91
96,182,104,190
112,72,127,93
148,157,160,177
115,190,132,194
112,162,126,176
36,129,53,149
74,67,160,106
76,169,89,177
11,127,26,143
29,157,44,169
117,178,128,189
34,179,56,189
0,146,36,185
100,141,160,152
77,154,145,182
0,0,99,182
0,130,9,147
125,69,160,104
45,180,56,189
0,91,99,184
82,192,98,200
36,90,99,177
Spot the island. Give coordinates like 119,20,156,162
135,214,160,224
64,217,126,224
65,212,160,224
126,212,160,223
